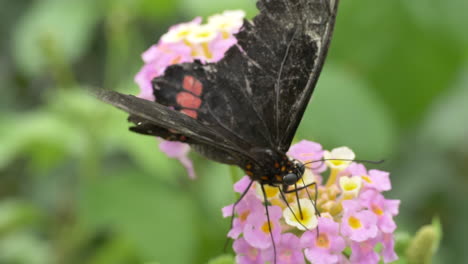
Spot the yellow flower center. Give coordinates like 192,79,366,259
316,233,330,248
195,31,212,38
264,185,279,198
372,204,384,216
331,160,346,166
362,175,372,183
240,210,250,222
343,181,358,191
261,221,274,234
348,216,362,229
177,30,191,38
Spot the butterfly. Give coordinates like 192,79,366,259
98,0,339,261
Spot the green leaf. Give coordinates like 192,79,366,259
420,67,468,150
0,200,41,235
180,0,257,18
207,254,235,264
333,0,464,129
12,0,100,77
298,64,397,158
0,233,52,264
79,168,197,264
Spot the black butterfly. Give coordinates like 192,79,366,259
98,0,339,261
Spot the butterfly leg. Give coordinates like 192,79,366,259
260,184,277,264
223,179,254,252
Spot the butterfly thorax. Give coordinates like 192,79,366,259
244,150,305,187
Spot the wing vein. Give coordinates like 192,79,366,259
274,28,300,143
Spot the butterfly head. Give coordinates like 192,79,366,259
282,158,306,186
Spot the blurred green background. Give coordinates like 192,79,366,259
1,0,467,263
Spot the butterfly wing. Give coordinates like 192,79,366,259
97,90,250,158
99,0,339,167
152,0,339,155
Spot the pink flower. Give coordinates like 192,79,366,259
135,42,192,101
287,140,326,174
209,34,238,61
233,237,265,264
223,193,263,239
349,239,380,264
359,190,400,233
364,169,392,192
159,141,195,179
234,176,254,193
301,217,346,264
346,162,367,176
341,201,378,242
381,233,398,263
244,205,282,249
263,233,305,264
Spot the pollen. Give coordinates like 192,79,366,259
348,216,362,229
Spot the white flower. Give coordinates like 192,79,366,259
323,146,355,171
283,199,318,230
339,176,362,198
161,22,200,43
208,10,245,33
186,24,219,44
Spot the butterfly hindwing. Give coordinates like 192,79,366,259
97,90,245,155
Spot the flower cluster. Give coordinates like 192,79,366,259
223,140,400,264
134,11,246,178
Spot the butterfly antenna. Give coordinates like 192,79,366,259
223,179,255,252
260,184,277,264
301,158,385,168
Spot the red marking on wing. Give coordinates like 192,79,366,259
176,92,202,109
183,75,203,96
180,109,198,119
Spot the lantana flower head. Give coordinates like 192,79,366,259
223,141,400,264
134,11,246,178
